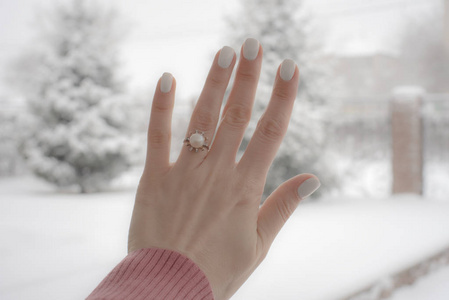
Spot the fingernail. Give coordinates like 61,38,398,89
218,46,235,68
243,38,259,60
297,177,321,199
160,72,173,93
280,59,296,81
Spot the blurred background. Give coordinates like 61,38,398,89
0,0,448,299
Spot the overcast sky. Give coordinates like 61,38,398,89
0,0,442,102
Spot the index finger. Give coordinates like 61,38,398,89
236,59,299,182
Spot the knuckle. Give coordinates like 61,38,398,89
208,73,224,88
235,176,262,205
153,99,172,113
237,68,257,83
275,198,293,224
194,108,214,130
257,117,284,143
273,86,291,102
148,128,169,147
223,103,251,130
242,175,259,192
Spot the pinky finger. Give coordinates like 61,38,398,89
145,72,176,174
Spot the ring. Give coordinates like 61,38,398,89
183,129,210,153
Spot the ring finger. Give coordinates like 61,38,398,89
176,46,236,169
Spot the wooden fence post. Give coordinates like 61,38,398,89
391,87,424,195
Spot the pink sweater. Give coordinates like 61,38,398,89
86,247,214,300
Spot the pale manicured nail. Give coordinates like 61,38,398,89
160,72,173,93
218,46,235,68
280,59,296,81
243,38,259,60
297,177,321,199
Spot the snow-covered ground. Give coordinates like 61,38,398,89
1,175,449,300
387,266,449,300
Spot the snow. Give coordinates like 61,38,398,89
392,86,426,101
1,175,449,300
233,195,449,300
386,266,449,300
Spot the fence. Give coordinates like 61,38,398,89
326,93,449,198
326,95,391,161
423,94,449,164
1,94,448,198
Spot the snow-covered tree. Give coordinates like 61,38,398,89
223,0,340,200
0,97,27,176
13,0,136,193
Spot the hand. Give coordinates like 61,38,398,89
128,38,321,300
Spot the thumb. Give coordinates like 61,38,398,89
257,174,320,254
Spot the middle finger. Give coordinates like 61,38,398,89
206,38,263,165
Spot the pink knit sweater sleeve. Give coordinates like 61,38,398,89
86,247,214,300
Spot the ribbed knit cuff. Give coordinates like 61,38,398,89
86,247,214,300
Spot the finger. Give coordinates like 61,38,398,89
206,38,262,165
176,46,236,167
145,72,176,174
257,174,320,255
236,59,299,182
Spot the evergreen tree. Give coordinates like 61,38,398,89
15,0,135,193
224,0,340,201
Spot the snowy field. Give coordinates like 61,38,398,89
1,175,449,300
388,266,449,300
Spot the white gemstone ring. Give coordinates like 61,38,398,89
183,129,210,153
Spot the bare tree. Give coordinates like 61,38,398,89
399,7,449,93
